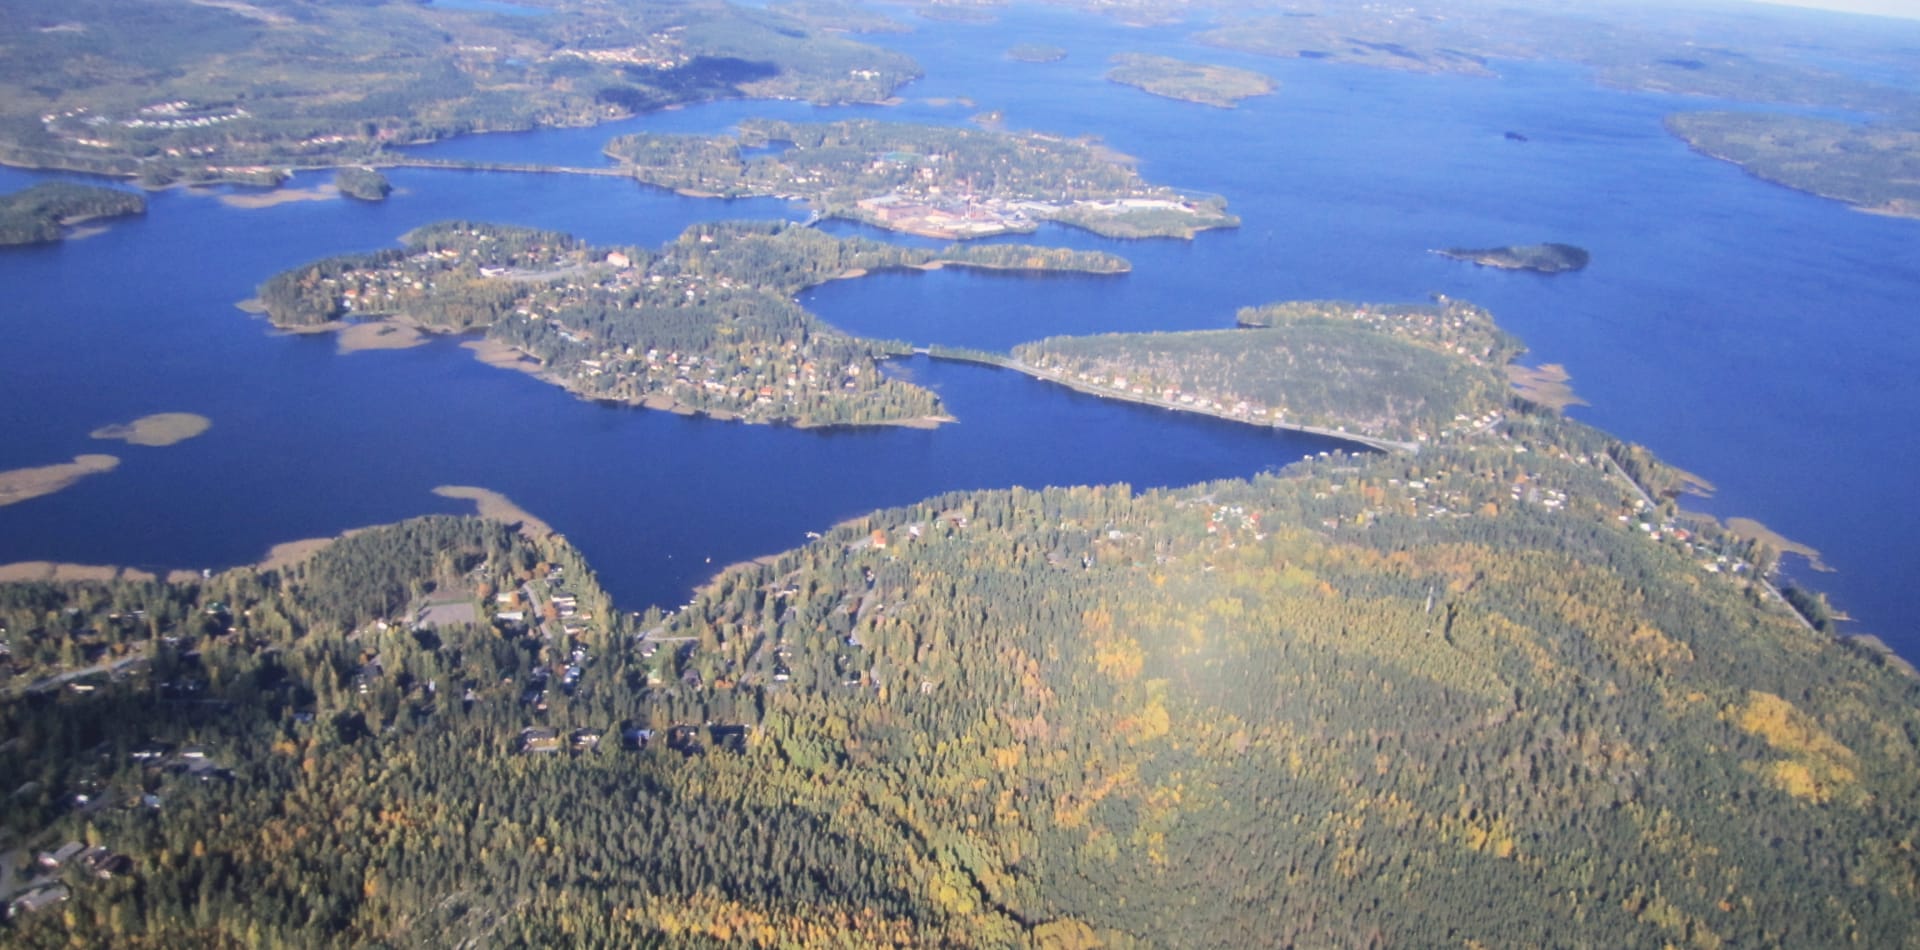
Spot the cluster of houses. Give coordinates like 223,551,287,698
6,842,133,920
854,193,1038,238
310,234,893,421
851,192,1211,240
545,26,688,71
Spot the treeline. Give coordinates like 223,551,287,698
608,117,1153,203
5,400,1920,944
1017,298,1521,442
333,168,390,202
1665,111,1920,215
0,182,145,245
3,0,919,184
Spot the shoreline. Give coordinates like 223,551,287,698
939,351,1421,453
1673,139,1920,222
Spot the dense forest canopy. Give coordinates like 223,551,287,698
1016,298,1520,444
0,0,917,185
3,395,1917,944
0,182,144,245
5,0,1920,944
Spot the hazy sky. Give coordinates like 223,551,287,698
1750,0,1920,19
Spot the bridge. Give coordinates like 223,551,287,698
377,158,630,178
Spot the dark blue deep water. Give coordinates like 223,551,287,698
2,6,1918,657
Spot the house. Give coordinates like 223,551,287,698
77,846,131,880
8,885,69,919
519,727,560,754
37,840,85,869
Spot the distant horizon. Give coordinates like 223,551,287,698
1748,0,1920,20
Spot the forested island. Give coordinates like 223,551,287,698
0,0,916,186
1105,53,1276,108
333,168,392,203
1434,242,1590,273
604,118,1239,239
1666,112,1920,219
3,301,1917,945
256,219,1127,427
0,183,144,246
1011,299,1517,447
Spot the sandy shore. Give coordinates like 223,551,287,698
1506,363,1587,411
217,184,340,209
433,485,553,537
256,536,341,572
0,454,120,507
462,338,546,375
1726,516,1832,572
0,562,157,583
90,412,211,447
336,321,427,353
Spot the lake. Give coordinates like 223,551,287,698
1,4,1916,658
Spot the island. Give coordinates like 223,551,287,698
1010,298,1518,449
1183,2,1920,211
1434,242,1590,273
3,298,1917,947
88,412,212,447
604,118,1239,239
1006,43,1067,63
0,0,917,186
0,182,145,245
1666,112,1920,219
256,219,1128,427
333,167,392,202
0,454,119,507
1104,52,1277,108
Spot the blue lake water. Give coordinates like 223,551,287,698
2,5,1917,657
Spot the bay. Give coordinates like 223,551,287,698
1,3,1916,658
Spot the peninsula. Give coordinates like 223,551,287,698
257,219,1128,427
1105,52,1276,108
0,454,119,507
0,182,145,245
604,118,1239,239
1434,242,1590,273
3,299,1916,947
1014,298,1520,447
1666,112,1920,219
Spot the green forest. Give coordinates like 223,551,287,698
0,182,144,245
0,0,916,185
256,218,1126,427
332,168,391,203
1667,112,1920,219
3,388,1918,945
1105,53,1276,108
605,118,1238,239
1434,243,1590,274
1016,298,1520,444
